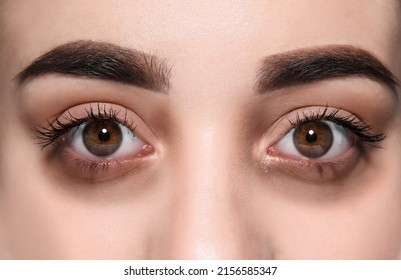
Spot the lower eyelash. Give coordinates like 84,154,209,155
298,155,358,178
289,106,386,144
34,103,135,149
71,157,123,175
60,150,148,181
264,147,362,182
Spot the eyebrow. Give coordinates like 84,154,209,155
256,45,398,93
16,40,171,93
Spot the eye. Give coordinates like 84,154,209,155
33,103,157,181
263,107,386,182
67,120,146,159
275,120,353,160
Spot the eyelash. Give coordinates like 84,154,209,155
34,104,136,149
34,104,384,181
268,106,386,179
288,107,385,144
37,106,384,152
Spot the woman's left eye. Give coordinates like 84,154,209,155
67,120,146,159
274,120,354,160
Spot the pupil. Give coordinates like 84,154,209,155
305,129,317,143
98,128,110,142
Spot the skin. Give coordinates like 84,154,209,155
0,0,401,259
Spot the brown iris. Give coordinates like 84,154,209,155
82,121,122,157
293,121,333,158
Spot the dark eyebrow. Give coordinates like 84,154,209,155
256,45,398,93
16,40,171,93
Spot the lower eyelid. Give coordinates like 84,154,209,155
53,145,153,181
261,146,361,182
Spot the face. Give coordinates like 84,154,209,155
0,0,400,259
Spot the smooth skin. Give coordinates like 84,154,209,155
0,0,400,259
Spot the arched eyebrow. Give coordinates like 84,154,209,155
16,40,171,94
256,45,398,93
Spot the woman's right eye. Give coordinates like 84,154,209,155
34,103,157,180
67,120,147,159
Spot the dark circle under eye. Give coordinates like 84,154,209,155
293,121,333,158
82,121,122,157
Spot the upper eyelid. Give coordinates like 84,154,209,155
268,107,385,145
34,104,142,149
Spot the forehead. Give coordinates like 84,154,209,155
1,0,400,78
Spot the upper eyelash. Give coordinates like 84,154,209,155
288,106,386,143
34,104,136,149
35,104,385,151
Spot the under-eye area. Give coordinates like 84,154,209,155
261,106,386,182
34,103,155,181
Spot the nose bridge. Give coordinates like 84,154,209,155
163,114,252,259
